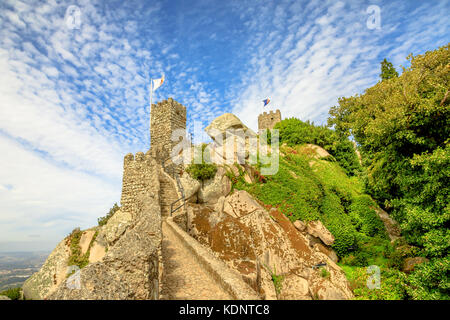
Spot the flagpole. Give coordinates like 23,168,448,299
150,78,153,144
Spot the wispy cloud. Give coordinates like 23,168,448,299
229,0,450,129
0,0,448,250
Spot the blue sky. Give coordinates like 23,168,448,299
0,0,449,252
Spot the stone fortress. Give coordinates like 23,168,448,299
258,109,282,132
23,97,357,301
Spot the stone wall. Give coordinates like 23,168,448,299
121,151,158,218
258,109,281,132
46,154,162,300
150,97,186,162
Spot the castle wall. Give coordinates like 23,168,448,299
120,151,159,218
258,109,281,132
150,98,186,161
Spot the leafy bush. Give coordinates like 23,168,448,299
98,203,120,226
0,287,21,300
186,163,217,181
66,228,98,269
186,143,218,181
328,44,450,298
274,118,361,175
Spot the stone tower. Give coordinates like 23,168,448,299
150,97,186,161
258,109,281,132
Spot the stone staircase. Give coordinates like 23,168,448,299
159,170,179,217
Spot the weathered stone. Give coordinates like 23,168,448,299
303,144,331,158
403,257,429,273
279,274,311,300
375,208,401,242
22,238,70,300
293,220,306,232
79,230,96,255
198,167,227,204
0,295,11,300
88,242,106,264
314,243,339,263
258,110,281,132
224,190,263,218
306,220,335,246
179,172,201,202
101,209,132,246
205,113,255,139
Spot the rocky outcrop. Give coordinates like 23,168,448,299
179,172,201,202
24,156,163,300
403,257,429,273
0,295,11,300
306,220,335,246
198,167,232,204
205,113,257,164
375,208,401,242
22,237,71,300
187,190,353,300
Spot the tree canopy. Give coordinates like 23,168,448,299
328,43,450,299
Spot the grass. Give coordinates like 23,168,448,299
227,143,409,299
66,228,98,270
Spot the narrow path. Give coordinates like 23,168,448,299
160,221,232,300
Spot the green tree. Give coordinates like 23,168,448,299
328,43,450,299
380,58,399,80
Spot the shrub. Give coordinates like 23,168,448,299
98,203,120,226
274,118,361,175
0,287,21,300
186,163,217,181
320,268,331,279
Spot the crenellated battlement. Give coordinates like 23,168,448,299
258,109,282,132
150,97,187,161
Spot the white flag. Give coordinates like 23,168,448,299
152,75,164,91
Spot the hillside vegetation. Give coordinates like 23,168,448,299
230,43,449,300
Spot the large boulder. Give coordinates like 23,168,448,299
205,113,257,164
198,167,231,204
205,113,256,139
279,274,311,300
306,220,335,246
403,257,429,273
187,191,353,300
222,190,264,218
101,209,132,246
179,172,201,202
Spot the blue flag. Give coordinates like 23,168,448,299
263,98,270,106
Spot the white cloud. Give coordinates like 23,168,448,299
229,0,449,130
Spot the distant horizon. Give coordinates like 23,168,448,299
0,241,55,254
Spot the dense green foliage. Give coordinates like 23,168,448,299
379,58,399,80
186,163,217,181
0,287,21,300
98,203,120,226
186,143,218,181
328,44,450,299
233,144,390,261
273,118,361,175
67,227,98,269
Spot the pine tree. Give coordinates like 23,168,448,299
379,58,399,80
